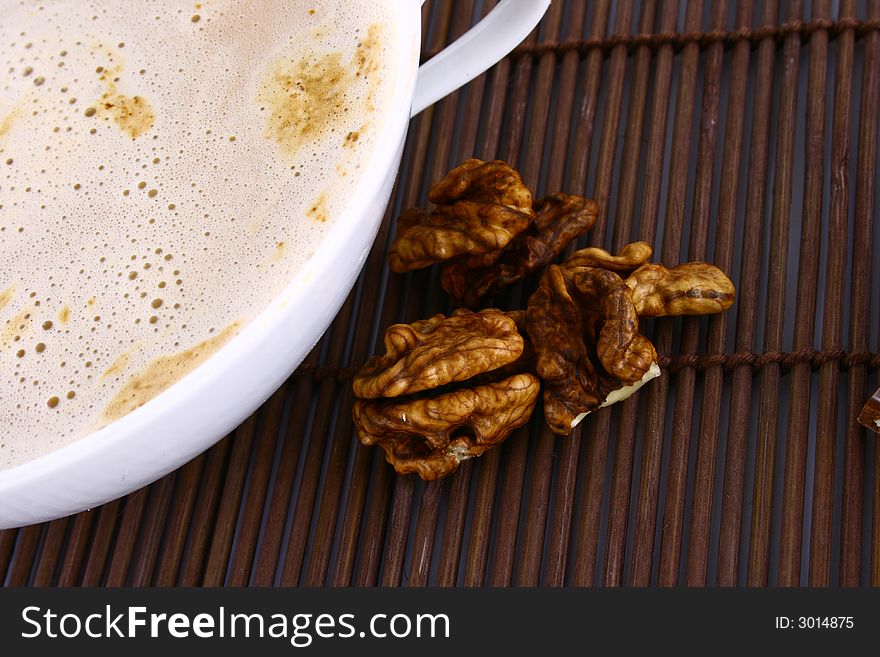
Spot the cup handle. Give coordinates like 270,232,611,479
411,0,551,117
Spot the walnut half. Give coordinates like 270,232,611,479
387,159,533,273
386,158,599,307
525,243,736,435
352,309,524,399
526,264,659,435
625,262,736,317
353,373,539,480
441,193,599,307
352,309,539,479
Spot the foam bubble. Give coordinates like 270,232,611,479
0,0,396,469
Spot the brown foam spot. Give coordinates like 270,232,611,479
355,24,383,79
356,24,384,112
272,241,287,261
102,322,239,421
257,24,384,161
2,307,31,344
102,351,131,379
96,92,155,139
342,123,368,149
258,50,348,158
0,107,20,139
89,58,155,139
58,305,70,323
306,192,328,222
0,285,14,312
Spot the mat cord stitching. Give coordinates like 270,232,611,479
512,17,880,57
658,348,879,375
420,18,880,62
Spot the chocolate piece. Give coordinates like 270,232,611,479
858,386,880,434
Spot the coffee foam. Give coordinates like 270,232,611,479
0,0,396,469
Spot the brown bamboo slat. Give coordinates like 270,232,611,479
716,0,778,587
686,0,753,588
849,0,880,588
775,0,810,588
655,0,711,588
809,0,856,586
542,0,600,588
571,0,635,588
603,0,659,589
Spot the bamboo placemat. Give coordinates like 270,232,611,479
3,0,880,587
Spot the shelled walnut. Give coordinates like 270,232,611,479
352,309,539,480
387,159,533,273
388,158,598,306
625,262,736,317
527,264,660,434
527,244,736,435
441,193,599,307
352,308,524,399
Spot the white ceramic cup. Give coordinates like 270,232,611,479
0,0,550,528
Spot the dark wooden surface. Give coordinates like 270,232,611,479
3,0,880,587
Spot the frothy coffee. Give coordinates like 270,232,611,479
0,0,396,468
